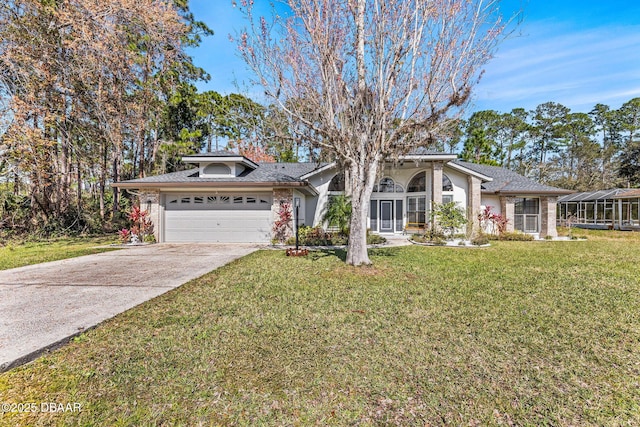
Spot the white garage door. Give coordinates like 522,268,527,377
164,193,273,243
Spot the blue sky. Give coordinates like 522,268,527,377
186,0,640,115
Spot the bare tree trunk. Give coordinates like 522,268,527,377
60,129,70,214
138,128,146,178
13,171,19,196
112,143,122,216
345,151,380,266
76,154,82,214
99,140,108,219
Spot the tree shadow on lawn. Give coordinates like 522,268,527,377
308,247,398,262
309,249,346,262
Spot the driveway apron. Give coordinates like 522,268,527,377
0,243,258,372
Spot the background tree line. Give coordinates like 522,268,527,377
1,1,638,240
0,0,301,237
456,98,640,190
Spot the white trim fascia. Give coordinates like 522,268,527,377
445,162,493,182
397,154,458,161
182,156,259,170
299,162,337,180
300,183,320,197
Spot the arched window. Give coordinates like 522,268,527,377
203,163,231,175
373,178,405,193
442,174,454,203
379,177,395,192
328,173,345,192
407,173,426,192
442,174,453,191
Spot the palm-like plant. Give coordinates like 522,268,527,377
323,195,352,236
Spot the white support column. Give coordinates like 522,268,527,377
467,176,482,233
431,162,443,207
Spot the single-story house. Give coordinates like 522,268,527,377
113,149,571,243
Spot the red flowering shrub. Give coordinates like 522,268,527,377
478,206,509,236
272,202,293,243
118,228,131,243
128,206,154,242
116,206,155,243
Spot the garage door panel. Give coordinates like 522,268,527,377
163,193,273,243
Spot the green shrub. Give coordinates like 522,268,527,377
285,226,347,246
366,232,387,245
490,231,534,241
423,227,446,241
471,234,490,246
431,237,446,246
433,202,467,239
412,233,448,245
410,234,427,243
285,225,387,246
322,195,352,236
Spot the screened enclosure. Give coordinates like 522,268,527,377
558,189,640,230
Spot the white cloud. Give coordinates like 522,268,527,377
473,22,640,112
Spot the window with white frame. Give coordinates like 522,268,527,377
407,172,427,227
407,172,426,193
407,196,427,227
514,197,540,232
442,174,454,204
373,177,404,193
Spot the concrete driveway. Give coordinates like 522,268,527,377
0,243,259,372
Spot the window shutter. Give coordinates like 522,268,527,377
370,200,378,231
395,200,403,232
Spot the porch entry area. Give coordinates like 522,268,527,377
370,199,404,233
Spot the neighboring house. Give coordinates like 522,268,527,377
113,150,571,243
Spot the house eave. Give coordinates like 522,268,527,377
445,161,493,182
398,154,458,162
113,180,319,196
488,189,574,196
114,181,307,189
182,155,259,170
299,162,337,180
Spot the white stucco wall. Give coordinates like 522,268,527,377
442,166,470,210
307,161,497,234
305,167,338,226
292,190,306,227
481,195,502,215
479,195,502,234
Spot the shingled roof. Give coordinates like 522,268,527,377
115,153,570,197
114,162,329,188
452,160,572,195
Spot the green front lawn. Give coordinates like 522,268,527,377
1,233,639,425
0,236,120,270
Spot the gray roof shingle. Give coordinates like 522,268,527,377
116,162,328,185
453,160,571,195
117,154,569,197
408,147,456,156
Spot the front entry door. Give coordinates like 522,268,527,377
380,200,394,232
